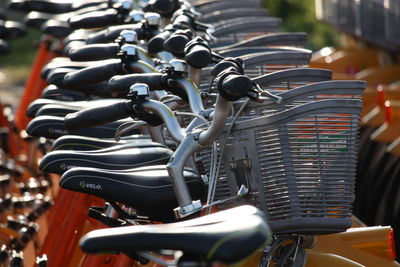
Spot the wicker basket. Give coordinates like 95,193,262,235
196,85,364,234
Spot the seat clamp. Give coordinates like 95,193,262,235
174,200,202,219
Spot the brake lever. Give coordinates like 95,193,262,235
114,120,148,142
202,185,249,210
205,27,218,44
251,83,282,104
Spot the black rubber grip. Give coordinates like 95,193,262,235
68,43,120,61
0,21,26,39
143,0,178,17
72,0,106,11
211,58,244,77
172,14,192,29
152,0,177,16
69,9,119,29
86,24,141,44
147,30,173,54
104,24,141,42
219,74,253,101
63,60,125,89
86,30,108,44
163,31,191,56
185,43,211,69
65,101,133,131
22,0,72,14
108,73,164,95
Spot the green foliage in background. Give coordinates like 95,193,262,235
0,28,40,67
0,28,40,85
264,0,339,51
0,0,338,84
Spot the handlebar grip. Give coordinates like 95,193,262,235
185,43,211,68
211,58,244,77
172,14,192,29
108,73,164,95
163,30,191,56
65,101,133,131
68,9,119,29
63,60,124,88
143,0,178,17
86,30,108,44
1,21,26,39
104,24,142,42
68,43,120,61
219,73,253,101
147,30,173,54
86,24,141,44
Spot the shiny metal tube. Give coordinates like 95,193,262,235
188,67,202,88
176,78,205,114
198,95,232,146
141,99,185,142
129,60,157,73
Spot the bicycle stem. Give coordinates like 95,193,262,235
128,60,157,73
140,99,186,142
188,66,202,88
166,95,234,218
197,95,233,146
175,77,205,114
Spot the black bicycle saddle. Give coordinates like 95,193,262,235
80,205,271,263
26,115,139,139
39,145,173,174
60,165,206,221
50,134,153,151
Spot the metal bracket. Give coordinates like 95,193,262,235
230,159,252,190
173,200,202,219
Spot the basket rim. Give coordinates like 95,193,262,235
229,99,362,131
251,67,332,85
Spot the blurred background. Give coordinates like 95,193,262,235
0,0,338,99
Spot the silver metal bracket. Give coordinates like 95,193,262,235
173,200,202,219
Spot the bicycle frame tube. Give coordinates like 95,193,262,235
137,46,155,66
197,95,233,146
140,99,186,142
189,66,202,88
176,77,205,114
167,95,234,218
129,60,158,73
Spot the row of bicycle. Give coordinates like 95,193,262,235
310,20,400,266
1,0,399,266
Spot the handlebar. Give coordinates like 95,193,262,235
68,43,120,61
143,0,180,18
147,29,174,54
184,37,212,68
86,24,141,44
69,9,119,29
163,29,192,56
109,73,165,95
166,70,257,218
64,98,185,143
63,59,125,89
64,100,134,131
